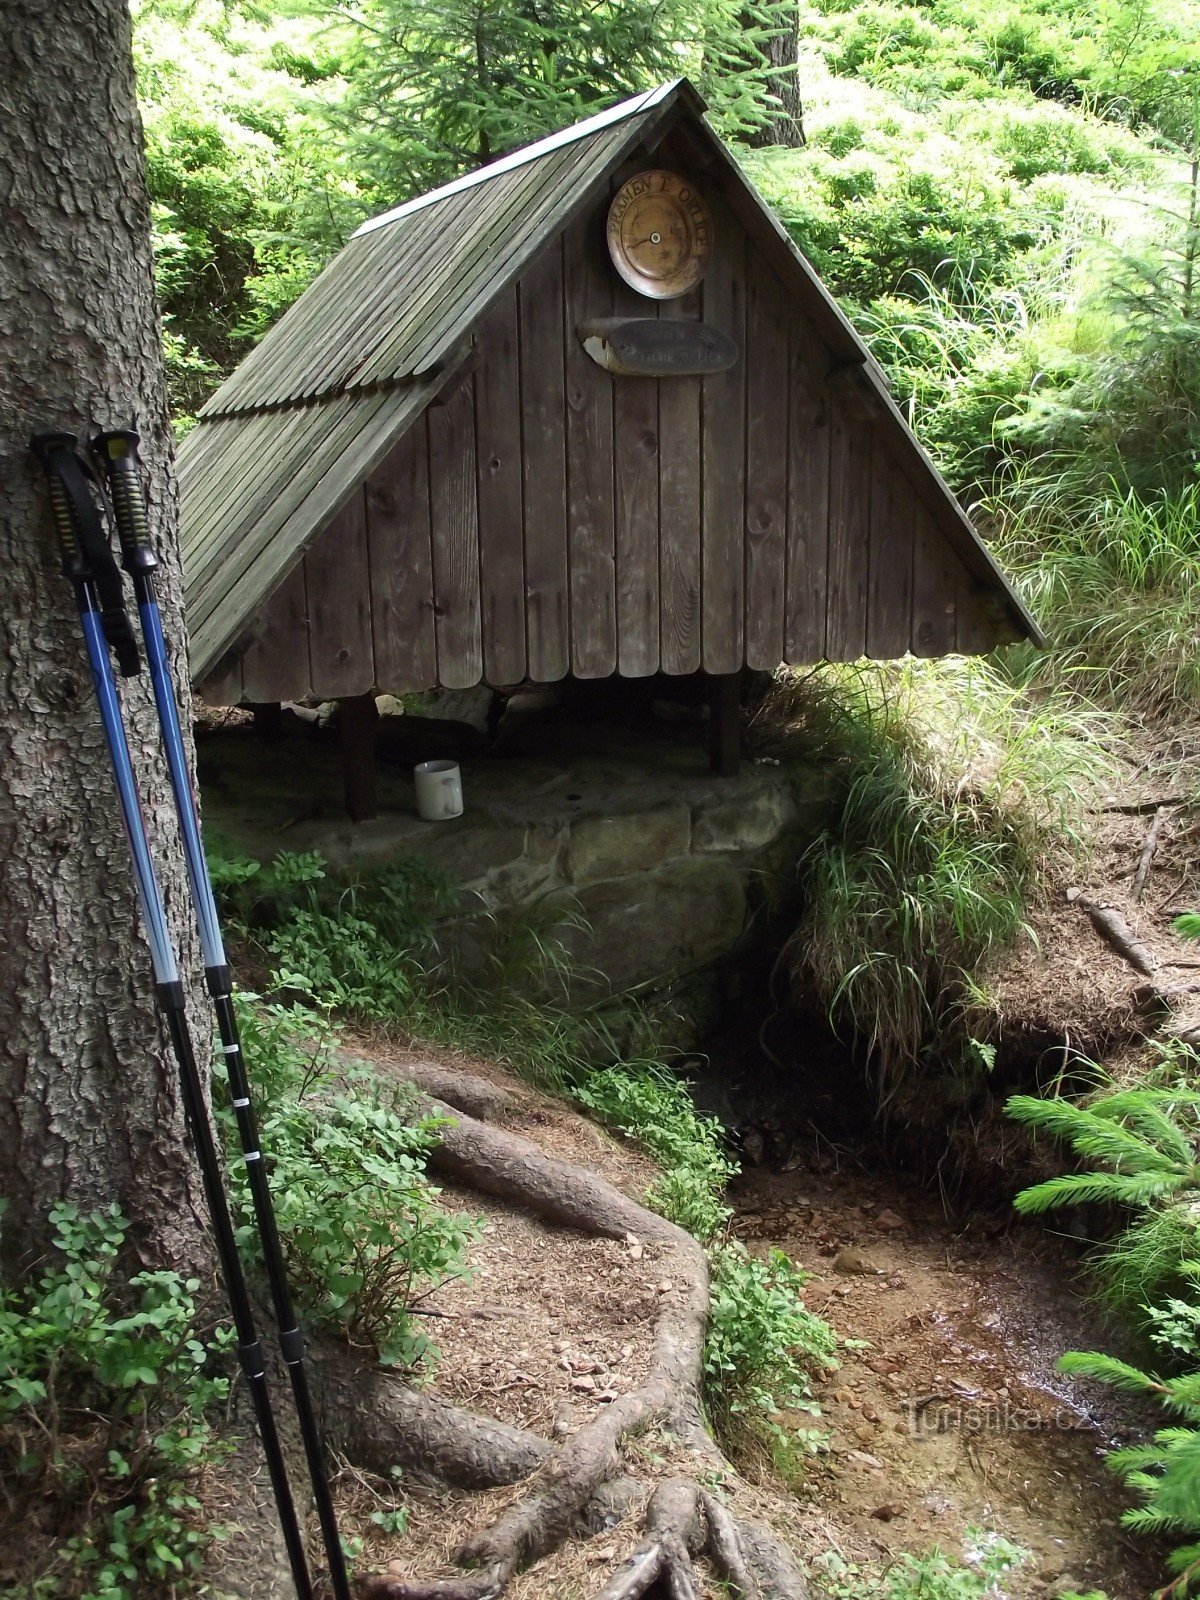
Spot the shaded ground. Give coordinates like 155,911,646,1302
984,729,1200,1069
735,1159,1162,1598
320,1039,1161,1599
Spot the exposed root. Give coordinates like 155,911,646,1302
313,1346,546,1488
334,1069,807,1599
593,1478,704,1599
701,1488,763,1599
363,1054,518,1122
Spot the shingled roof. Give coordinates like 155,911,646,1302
180,79,1041,682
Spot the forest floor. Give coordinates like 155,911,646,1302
986,723,1200,1078
321,1034,1166,1600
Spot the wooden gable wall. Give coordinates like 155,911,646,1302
202,134,1003,706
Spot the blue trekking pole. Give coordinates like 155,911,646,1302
30,433,315,1600
92,428,352,1600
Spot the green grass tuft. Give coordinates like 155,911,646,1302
764,657,1109,1106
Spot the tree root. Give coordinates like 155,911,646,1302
330,1073,808,1599
359,1053,518,1122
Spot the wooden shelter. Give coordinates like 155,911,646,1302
180,79,1041,817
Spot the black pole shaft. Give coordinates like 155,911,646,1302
93,430,351,1600
209,983,353,1600
161,987,316,1600
31,435,315,1600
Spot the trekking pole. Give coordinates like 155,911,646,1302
30,433,315,1600
93,427,353,1600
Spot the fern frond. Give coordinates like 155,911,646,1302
1151,1429,1200,1527
1008,1094,1187,1172
1015,1170,1184,1213
1057,1350,1163,1392
1164,1377,1200,1415
1166,1542,1200,1575
1124,1506,1183,1533
1109,1443,1171,1471
1156,1556,1200,1600
1091,1093,1200,1166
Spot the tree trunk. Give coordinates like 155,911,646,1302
743,5,805,148
0,0,210,1276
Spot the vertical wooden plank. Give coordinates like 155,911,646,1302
613,374,659,676
825,400,870,660
428,376,483,689
201,655,245,707
708,672,741,776
563,207,617,679
306,489,374,698
520,241,570,683
784,313,830,664
340,693,379,821
911,495,957,657
956,565,999,655
240,560,310,702
611,256,660,678
366,417,438,693
474,286,526,686
658,285,703,677
250,702,284,738
701,193,746,675
743,257,790,671
866,441,914,659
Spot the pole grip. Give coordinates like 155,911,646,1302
93,428,158,577
30,432,88,580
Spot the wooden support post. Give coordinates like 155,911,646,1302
340,694,379,822
708,671,741,777
249,701,284,740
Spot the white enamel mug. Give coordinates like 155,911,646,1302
414,759,463,821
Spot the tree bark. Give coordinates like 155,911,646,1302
743,5,805,148
0,0,209,1274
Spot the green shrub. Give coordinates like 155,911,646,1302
221,998,478,1368
1009,1069,1200,1324
816,1527,1029,1598
573,1062,736,1241
572,1058,838,1470
211,849,455,1017
210,845,601,1090
1053,1350,1200,1596
703,1243,838,1460
0,1203,230,1598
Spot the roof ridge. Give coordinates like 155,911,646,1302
353,79,685,239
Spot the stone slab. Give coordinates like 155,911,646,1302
544,856,748,993
692,784,797,852
565,805,692,884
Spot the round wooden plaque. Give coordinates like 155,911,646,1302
606,170,713,300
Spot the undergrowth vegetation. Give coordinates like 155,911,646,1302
0,1205,231,1599
994,479,1200,711
1008,1048,1200,1594
815,1528,1029,1600
212,849,841,1471
222,998,477,1369
574,1058,838,1467
211,844,592,1090
760,657,1110,1103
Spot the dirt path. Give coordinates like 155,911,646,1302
734,1158,1163,1599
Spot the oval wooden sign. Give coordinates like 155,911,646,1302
578,318,738,377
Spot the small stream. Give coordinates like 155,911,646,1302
729,1154,1162,1599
